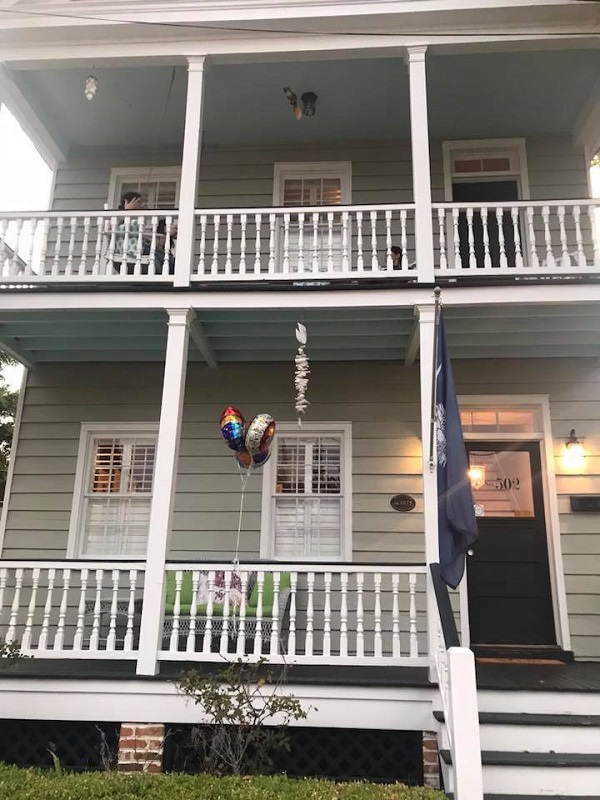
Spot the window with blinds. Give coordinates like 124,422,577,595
119,180,178,209
272,434,344,559
79,434,156,557
109,168,181,209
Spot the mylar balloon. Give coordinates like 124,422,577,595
219,406,246,452
235,448,252,469
245,414,276,456
251,449,271,468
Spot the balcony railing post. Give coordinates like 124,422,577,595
418,304,440,678
174,56,207,288
407,47,435,283
136,309,193,675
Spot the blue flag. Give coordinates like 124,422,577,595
435,310,478,589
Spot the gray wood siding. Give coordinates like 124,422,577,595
53,136,590,212
4,356,600,659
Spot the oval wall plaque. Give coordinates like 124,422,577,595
390,494,416,512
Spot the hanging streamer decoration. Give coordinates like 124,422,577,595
294,322,310,427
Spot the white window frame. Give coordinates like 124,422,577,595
458,395,570,652
273,162,352,206
107,166,182,209
67,422,159,560
260,422,353,562
442,138,530,201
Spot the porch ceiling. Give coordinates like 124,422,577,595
10,48,600,150
2,302,600,366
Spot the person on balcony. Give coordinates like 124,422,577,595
114,191,176,275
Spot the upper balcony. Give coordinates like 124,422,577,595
0,46,598,292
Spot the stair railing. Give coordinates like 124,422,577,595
430,563,483,800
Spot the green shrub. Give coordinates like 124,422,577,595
0,764,445,800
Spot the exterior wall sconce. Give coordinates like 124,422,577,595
301,92,318,117
561,428,585,472
84,75,98,100
468,464,486,490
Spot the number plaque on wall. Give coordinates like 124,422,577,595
390,494,416,512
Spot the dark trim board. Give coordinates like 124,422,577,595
473,644,574,663
476,661,600,692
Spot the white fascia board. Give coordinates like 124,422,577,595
2,283,600,312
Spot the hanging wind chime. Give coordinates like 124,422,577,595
294,323,310,427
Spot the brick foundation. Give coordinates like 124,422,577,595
422,730,440,789
117,723,164,773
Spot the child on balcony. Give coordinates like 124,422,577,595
114,191,176,275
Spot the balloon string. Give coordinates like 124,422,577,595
233,465,252,569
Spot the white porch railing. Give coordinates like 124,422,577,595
192,204,416,279
0,561,428,668
433,199,600,275
0,211,178,282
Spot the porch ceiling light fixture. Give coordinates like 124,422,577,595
301,91,318,117
561,428,585,472
84,75,98,101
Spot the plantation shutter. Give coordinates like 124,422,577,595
273,435,343,559
80,435,156,557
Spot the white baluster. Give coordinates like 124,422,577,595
385,210,393,271
409,573,418,657
374,573,382,658
198,215,207,276
6,568,23,644
589,205,600,267
327,212,334,272
106,216,117,274
147,216,157,276
287,572,297,657
239,214,247,275
186,570,200,654
225,214,233,275
466,207,476,269
253,572,264,656
323,572,332,658
89,569,103,651
438,208,447,271
65,216,77,275
297,212,304,274
558,206,570,268
392,573,400,658
38,568,55,650
573,206,587,267
356,211,364,272
341,211,349,272
170,570,183,652
0,219,7,275
481,208,491,269
124,569,137,652
106,569,120,651
370,211,378,271
542,206,555,268
54,568,71,651
119,217,131,275
202,570,215,653
40,218,51,275
526,207,540,268
0,568,7,622
268,213,276,274
269,572,280,656
219,571,232,655
92,217,103,275
497,207,508,268
283,213,290,274
73,567,89,651
25,218,36,275
340,573,348,658
236,571,248,657
512,208,523,269
162,216,174,276
22,568,40,650
311,212,319,272
10,218,23,276
211,214,221,275
356,572,364,657
254,213,262,273
305,572,314,656
400,209,409,270
452,208,460,267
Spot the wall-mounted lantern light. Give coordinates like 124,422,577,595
468,464,486,491
301,92,318,117
561,428,585,472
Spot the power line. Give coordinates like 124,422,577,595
0,4,598,39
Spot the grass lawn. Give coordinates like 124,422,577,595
0,764,446,799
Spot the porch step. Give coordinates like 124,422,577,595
441,751,600,767
434,710,600,726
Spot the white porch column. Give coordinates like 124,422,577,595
408,47,435,283
418,304,439,674
174,56,207,288
136,308,193,675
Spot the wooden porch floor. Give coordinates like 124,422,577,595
476,661,600,692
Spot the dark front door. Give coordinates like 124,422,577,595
466,441,556,646
453,180,520,269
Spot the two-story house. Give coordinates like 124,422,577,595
0,0,599,796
